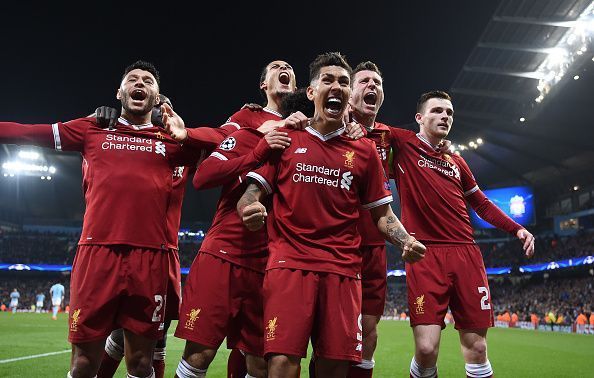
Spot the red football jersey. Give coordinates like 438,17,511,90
0,117,199,250
390,128,480,243
198,109,282,272
165,165,197,250
222,107,283,130
247,126,392,278
357,122,392,246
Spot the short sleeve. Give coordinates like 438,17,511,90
360,142,393,209
456,155,479,197
54,118,95,152
245,151,281,195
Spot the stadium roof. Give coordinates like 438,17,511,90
0,1,592,223
447,0,594,189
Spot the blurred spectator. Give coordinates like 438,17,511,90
0,277,70,310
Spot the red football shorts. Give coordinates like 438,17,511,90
360,245,387,317
263,268,362,363
406,244,494,330
165,249,181,321
68,245,171,343
175,252,265,356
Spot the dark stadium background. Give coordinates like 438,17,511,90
1,1,593,376
0,1,590,227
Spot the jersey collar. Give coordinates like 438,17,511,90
305,124,346,141
263,107,283,118
118,117,153,130
416,133,440,152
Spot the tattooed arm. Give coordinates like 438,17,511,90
370,204,426,263
237,182,268,231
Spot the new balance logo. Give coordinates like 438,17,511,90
294,147,307,154
340,171,353,190
155,141,166,156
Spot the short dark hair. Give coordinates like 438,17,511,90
352,61,383,81
309,52,352,84
122,60,160,88
280,88,314,118
416,90,451,113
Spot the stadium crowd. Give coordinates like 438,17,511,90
384,230,594,271
480,231,594,267
0,231,78,265
383,273,594,328
4,269,592,331
0,230,201,266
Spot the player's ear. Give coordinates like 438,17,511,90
116,89,122,100
415,113,423,126
306,86,315,101
260,81,267,92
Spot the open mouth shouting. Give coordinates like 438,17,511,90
279,72,291,85
325,96,344,117
130,89,148,104
363,91,377,106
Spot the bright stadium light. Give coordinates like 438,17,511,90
2,159,57,180
476,138,483,145
534,1,594,103
18,150,40,160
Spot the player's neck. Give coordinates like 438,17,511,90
265,98,281,113
352,111,376,130
120,110,151,126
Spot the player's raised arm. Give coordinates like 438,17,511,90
193,129,290,190
466,189,535,258
0,121,58,148
236,182,268,231
370,203,426,263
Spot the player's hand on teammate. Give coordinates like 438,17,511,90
517,228,535,258
264,130,291,150
241,103,263,111
257,119,286,134
345,121,365,140
161,103,188,142
284,111,309,130
437,139,452,153
401,236,426,263
241,202,267,231
95,106,118,129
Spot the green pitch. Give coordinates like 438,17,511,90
1,313,593,377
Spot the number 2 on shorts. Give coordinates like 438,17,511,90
478,286,491,310
152,294,164,322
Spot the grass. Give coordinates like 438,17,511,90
1,312,593,377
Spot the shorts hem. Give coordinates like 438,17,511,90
315,351,362,363
361,310,384,317
232,342,263,358
264,348,306,359
454,323,493,330
409,321,447,330
173,331,221,349
68,332,111,344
